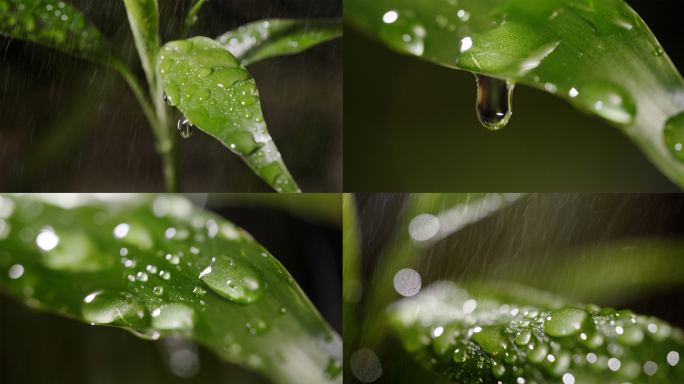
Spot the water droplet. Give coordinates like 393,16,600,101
471,325,509,356
151,303,194,331
196,88,211,104
653,46,664,57
193,286,206,296
246,316,270,335
453,347,467,363
475,74,515,130
153,286,164,295
184,84,197,100
177,115,194,139
516,329,532,345
82,291,147,327
544,308,589,337
664,111,684,162
492,363,506,378
573,81,636,124
199,257,266,304
238,95,258,106
279,307,287,314
197,67,213,78
528,343,548,363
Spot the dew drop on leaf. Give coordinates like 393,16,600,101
664,111,684,162
82,291,147,327
199,257,266,304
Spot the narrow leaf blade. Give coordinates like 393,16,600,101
0,0,116,64
0,194,339,384
344,0,684,188
217,19,342,66
158,37,299,193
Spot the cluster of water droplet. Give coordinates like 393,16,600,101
0,0,106,56
388,281,684,384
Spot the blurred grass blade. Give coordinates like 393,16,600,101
343,194,361,351
344,0,684,189
0,194,340,384
388,280,684,383
484,238,684,306
217,19,342,66
122,0,160,89
0,0,117,65
158,37,299,193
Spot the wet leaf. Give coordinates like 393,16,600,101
217,19,342,66
344,0,684,189
0,194,340,384
158,37,299,193
122,0,160,88
388,281,684,384
0,0,117,64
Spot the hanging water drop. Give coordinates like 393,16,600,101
475,74,515,130
177,115,194,139
663,111,684,162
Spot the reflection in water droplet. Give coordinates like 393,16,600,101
664,112,684,162
153,286,164,295
476,74,515,130
199,257,266,304
177,115,194,139
350,348,382,383
82,291,147,326
573,81,636,124
36,228,60,251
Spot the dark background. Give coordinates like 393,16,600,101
0,197,342,384
0,0,342,192
344,1,684,192
349,193,684,383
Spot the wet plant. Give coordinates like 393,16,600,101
0,0,341,192
344,0,684,189
344,193,684,384
0,193,342,383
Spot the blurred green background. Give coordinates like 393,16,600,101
344,1,684,192
0,0,342,192
0,194,342,383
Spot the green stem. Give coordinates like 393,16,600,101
113,61,179,192
178,0,209,40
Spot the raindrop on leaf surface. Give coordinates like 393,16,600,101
82,291,147,327
199,257,266,304
664,111,684,162
475,74,515,130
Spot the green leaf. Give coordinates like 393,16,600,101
343,194,362,350
388,281,684,384
0,0,117,64
0,194,340,384
122,0,160,88
217,19,342,66
344,0,684,189
158,37,299,193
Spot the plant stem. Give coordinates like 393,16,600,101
178,0,209,40
113,60,179,192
